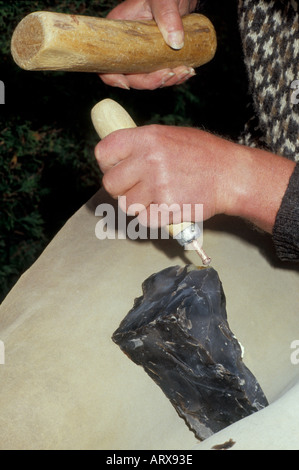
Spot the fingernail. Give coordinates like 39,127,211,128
160,72,175,87
167,31,184,50
114,79,130,90
177,67,196,83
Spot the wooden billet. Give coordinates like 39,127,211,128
11,11,217,73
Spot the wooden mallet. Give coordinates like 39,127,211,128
11,11,217,74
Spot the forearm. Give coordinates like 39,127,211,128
225,145,296,234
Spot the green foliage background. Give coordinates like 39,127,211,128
0,0,249,302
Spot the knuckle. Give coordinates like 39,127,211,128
144,124,162,143
95,140,108,164
142,126,168,167
159,6,178,21
94,142,102,162
102,172,115,196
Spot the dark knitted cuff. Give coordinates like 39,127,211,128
273,163,299,262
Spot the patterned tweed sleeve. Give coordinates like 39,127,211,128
238,0,299,261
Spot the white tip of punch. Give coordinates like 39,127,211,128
191,240,211,266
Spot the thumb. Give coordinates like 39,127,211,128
149,0,185,50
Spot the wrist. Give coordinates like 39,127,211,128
222,145,296,233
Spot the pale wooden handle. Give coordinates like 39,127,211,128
92,99,137,138
91,99,184,238
11,12,217,73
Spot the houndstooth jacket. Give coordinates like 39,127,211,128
238,0,299,261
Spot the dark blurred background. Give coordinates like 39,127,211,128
0,0,250,301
